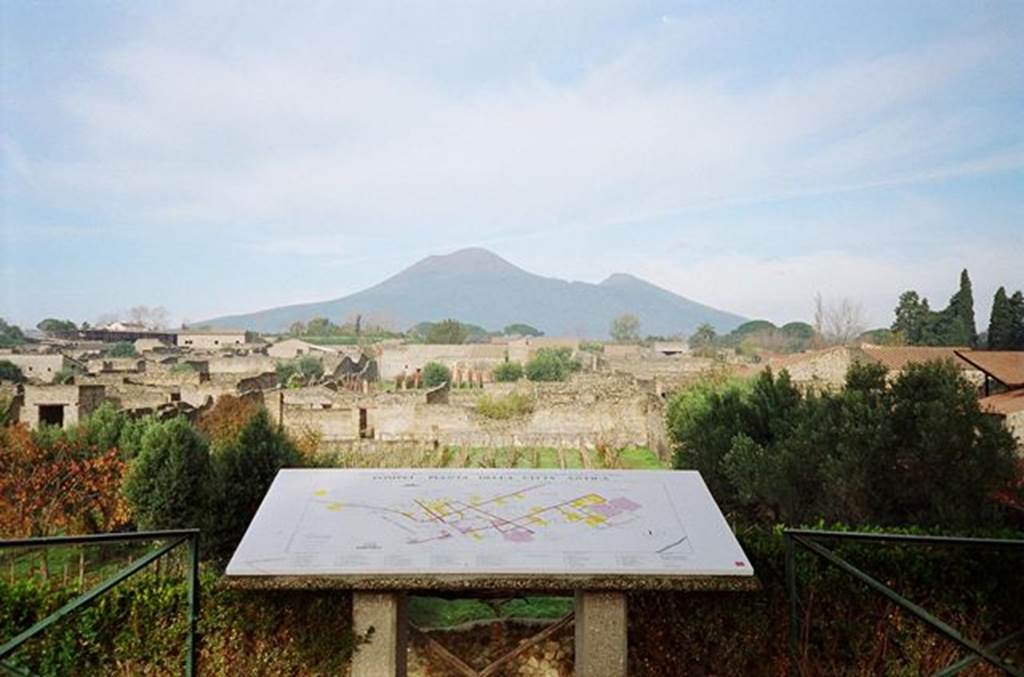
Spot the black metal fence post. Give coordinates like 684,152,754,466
186,531,200,677
785,532,799,676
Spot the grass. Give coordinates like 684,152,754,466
319,445,665,470
409,596,574,629
474,393,535,420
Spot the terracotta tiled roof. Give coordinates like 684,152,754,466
860,345,975,372
955,350,1024,388
979,389,1024,416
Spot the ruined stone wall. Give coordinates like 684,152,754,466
86,358,145,374
104,383,175,410
273,371,668,454
207,355,277,374
377,344,507,380
131,369,206,387
4,354,69,382
176,332,246,349
769,347,860,390
21,385,105,429
604,355,715,380
282,406,359,440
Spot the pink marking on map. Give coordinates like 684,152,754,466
608,497,641,511
503,529,533,543
590,504,622,517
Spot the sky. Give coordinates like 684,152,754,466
2,1,1022,332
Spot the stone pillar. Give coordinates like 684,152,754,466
352,592,407,677
574,591,627,677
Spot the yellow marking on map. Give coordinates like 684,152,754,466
585,515,605,526
563,511,582,522
471,532,482,541
531,517,547,526
313,489,327,497
326,503,342,511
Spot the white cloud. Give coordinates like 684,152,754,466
634,241,1024,328
28,5,1018,243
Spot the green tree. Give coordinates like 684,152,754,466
207,409,301,559
1012,291,1024,349
524,347,579,382
288,321,306,336
122,417,211,531
944,269,977,347
425,319,469,345
0,360,25,383
883,361,1015,524
891,291,932,344
422,362,452,388
36,318,78,334
668,361,1017,527
52,368,76,385
305,316,333,336
503,323,543,337
78,403,132,453
610,314,640,343
688,323,717,354
0,319,26,348
108,342,137,357
275,356,323,386
987,287,1016,349
493,361,524,382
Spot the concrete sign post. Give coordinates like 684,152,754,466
227,469,755,676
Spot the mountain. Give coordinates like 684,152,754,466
199,248,746,337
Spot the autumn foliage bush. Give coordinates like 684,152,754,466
0,424,129,538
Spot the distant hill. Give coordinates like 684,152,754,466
199,248,746,337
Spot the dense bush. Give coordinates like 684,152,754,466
422,361,452,388
122,417,211,531
475,393,534,419
107,342,137,358
492,361,524,382
629,524,1024,675
0,573,355,676
3,526,1021,675
275,355,323,386
206,409,301,560
0,359,25,383
669,361,1018,526
524,347,580,382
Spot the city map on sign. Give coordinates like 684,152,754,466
226,469,753,577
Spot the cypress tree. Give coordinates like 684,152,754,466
1011,290,1024,349
944,269,977,347
987,287,1014,349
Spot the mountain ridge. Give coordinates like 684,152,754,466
199,248,746,337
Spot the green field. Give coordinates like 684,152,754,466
320,445,666,471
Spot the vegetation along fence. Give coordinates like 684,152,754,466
0,530,200,677
785,528,1024,676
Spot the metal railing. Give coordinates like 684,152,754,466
0,530,200,677
784,528,1024,676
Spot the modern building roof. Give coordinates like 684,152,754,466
979,389,1024,416
955,350,1024,388
860,345,975,372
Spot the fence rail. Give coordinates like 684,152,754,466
0,529,200,677
784,528,1024,676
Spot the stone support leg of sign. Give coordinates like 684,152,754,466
574,591,627,677
352,591,407,677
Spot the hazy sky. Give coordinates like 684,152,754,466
2,1,1022,330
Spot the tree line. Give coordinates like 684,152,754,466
0,397,310,563
893,269,1024,349
668,360,1020,527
